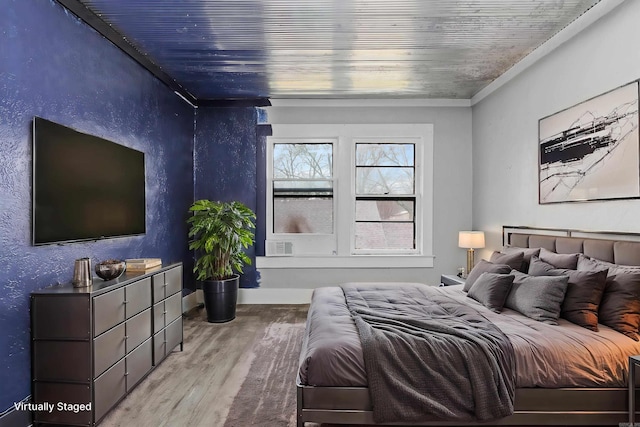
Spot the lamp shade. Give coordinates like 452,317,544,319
458,231,485,249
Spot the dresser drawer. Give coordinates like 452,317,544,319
33,340,90,382
33,382,91,425
32,295,90,340
94,323,125,377
126,308,151,352
153,330,165,365
152,301,165,334
126,338,152,391
165,266,182,296
125,277,151,319
152,272,165,304
93,288,125,336
94,358,126,423
166,293,182,324
166,317,183,354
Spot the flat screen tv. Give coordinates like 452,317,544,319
32,117,146,245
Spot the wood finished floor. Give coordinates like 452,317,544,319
99,304,309,427
97,304,610,427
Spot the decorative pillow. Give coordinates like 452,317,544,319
578,254,640,275
490,251,525,271
504,270,569,325
503,246,541,272
539,247,579,269
467,272,515,313
528,257,607,331
598,272,640,341
577,255,640,340
462,259,512,292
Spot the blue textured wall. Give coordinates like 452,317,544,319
194,106,264,287
0,0,194,411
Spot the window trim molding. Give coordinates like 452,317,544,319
256,254,435,269
265,123,434,262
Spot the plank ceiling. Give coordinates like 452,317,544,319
61,0,605,102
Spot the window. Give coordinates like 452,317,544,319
272,142,334,234
354,142,417,252
264,123,433,266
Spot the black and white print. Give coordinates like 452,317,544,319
538,81,640,204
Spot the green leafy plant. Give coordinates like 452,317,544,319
187,200,256,281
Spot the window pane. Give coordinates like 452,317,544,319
274,197,333,233
355,222,415,250
273,180,333,196
356,200,414,221
356,144,414,167
273,143,332,179
356,167,414,195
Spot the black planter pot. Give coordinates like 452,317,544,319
201,275,239,323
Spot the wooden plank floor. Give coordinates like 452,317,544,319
100,304,309,427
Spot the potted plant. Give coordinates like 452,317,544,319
187,199,256,323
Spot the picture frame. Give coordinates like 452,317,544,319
538,81,640,204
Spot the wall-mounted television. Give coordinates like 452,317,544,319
32,117,146,245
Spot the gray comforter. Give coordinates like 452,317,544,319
341,282,515,423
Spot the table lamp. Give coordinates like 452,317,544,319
458,231,485,277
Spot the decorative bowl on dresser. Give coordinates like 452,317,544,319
94,259,127,281
30,263,183,426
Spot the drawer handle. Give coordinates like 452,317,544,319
123,300,128,304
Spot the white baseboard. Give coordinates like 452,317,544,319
238,288,313,304
183,288,312,309
182,291,202,313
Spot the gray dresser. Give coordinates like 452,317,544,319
31,263,183,426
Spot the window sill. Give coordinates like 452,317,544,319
256,255,434,269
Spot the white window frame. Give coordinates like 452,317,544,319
259,123,434,269
350,137,422,256
266,138,338,256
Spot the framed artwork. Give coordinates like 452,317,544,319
538,81,640,204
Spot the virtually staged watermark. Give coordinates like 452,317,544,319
14,401,91,413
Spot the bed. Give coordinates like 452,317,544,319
296,226,640,426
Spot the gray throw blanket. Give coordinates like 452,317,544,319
341,283,515,423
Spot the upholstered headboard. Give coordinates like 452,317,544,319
503,226,640,266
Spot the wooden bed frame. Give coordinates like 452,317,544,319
296,226,640,426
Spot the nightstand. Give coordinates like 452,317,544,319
440,274,466,286
630,355,640,425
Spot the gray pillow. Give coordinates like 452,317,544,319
467,272,515,313
503,246,541,272
528,256,607,331
578,256,640,340
490,251,525,271
577,254,640,275
504,270,569,325
597,272,640,341
462,259,512,292
539,247,579,269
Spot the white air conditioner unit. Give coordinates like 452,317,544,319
266,240,294,256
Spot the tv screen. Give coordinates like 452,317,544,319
32,117,146,245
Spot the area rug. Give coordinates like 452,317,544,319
222,321,305,427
